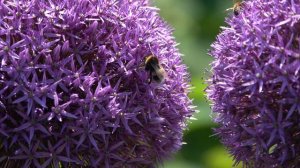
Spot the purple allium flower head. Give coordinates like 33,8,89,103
207,0,300,167
0,0,194,167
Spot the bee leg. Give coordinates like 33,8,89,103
148,72,152,84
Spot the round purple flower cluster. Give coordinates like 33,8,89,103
207,0,300,167
0,0,193,167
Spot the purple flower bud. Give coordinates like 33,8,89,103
207,0,300,167
0,0,194,167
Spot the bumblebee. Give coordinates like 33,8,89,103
145,55,167,84
226,0,242,16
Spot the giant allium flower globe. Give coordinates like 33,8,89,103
207,0,300,167
0,0,194,167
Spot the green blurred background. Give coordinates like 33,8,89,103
152,0,240,168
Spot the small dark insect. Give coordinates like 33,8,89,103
145,55,167,84
226,0,243,16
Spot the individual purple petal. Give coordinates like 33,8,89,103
88,134,99,152
47,113,55,121
13,122,31,132
60,111,77,119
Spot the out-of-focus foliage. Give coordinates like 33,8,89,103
153,0,241,167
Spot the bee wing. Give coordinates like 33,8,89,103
156,67,168,83
150,62,160,70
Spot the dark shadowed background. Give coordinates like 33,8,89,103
153,0,241,167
